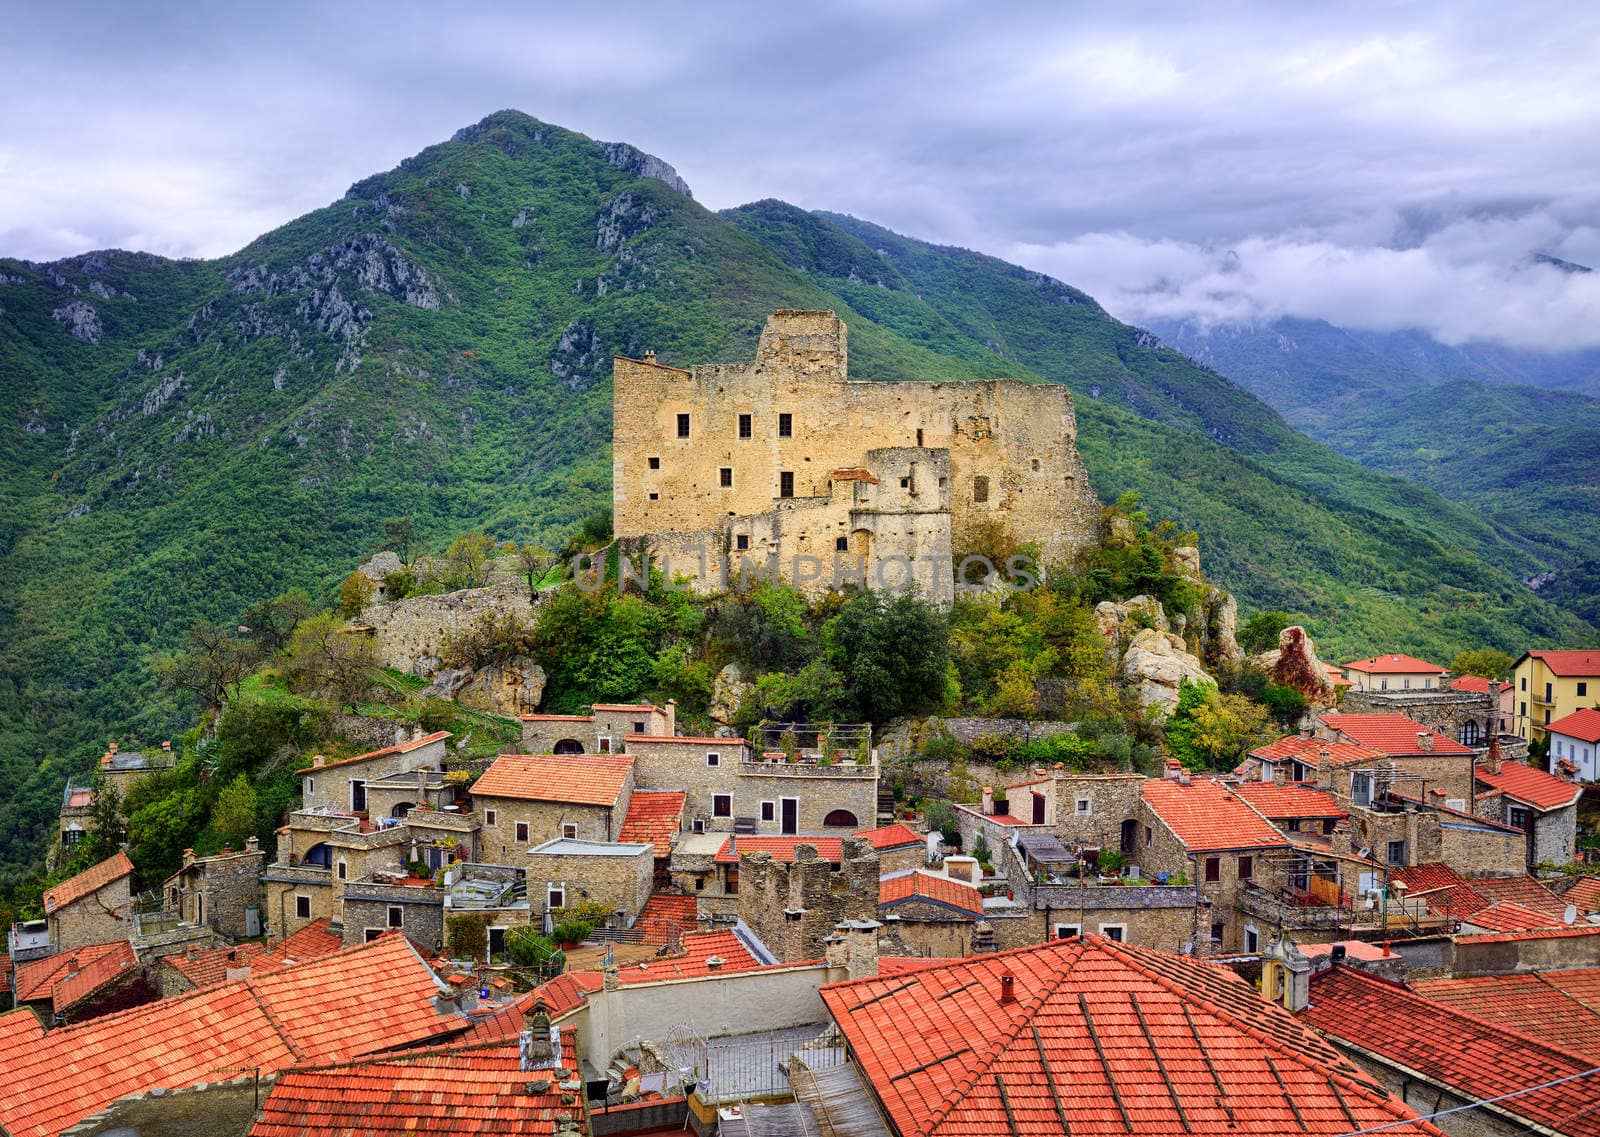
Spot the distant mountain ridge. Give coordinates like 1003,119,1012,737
0,110,1592,884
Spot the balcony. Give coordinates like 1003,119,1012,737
738,755,876,778
1236,881,1452,933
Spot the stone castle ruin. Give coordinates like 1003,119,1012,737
612,310,1101,601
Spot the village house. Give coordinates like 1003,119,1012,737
519,700,675,753
57,780,95,851
339,871,445,951
40,851,135,953
298,729,452,817
160,839,265,938
1341,676,1517,754
523,837,656,934
1317,712,1480,806
153,918,342,997
1473,749,1582,866
11,939,148,1024
469,752,636,861
615,788,687,881
94,740,176,801
1342,653,1451,692
1448,673,1520,735
1547,707,1600,781
1512,648,1600,743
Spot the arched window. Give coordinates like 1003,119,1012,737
552,738,585,755
1459,721,1481,746
391,801,415,819
302,842,332,868
822,809,859,828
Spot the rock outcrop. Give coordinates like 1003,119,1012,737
708,663,752,725
1120,628,1215,716
362,581,536,677
1251,625,1337,704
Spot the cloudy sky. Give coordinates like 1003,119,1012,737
3,0,1598,348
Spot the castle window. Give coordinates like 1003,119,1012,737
720,467,733,487
778,412,793,438
1031,458,1040,471
736,534,749,550
738,413,752,439
296,895,311,919
972,476,989,503
676,413,691,438
648,456,660,471
836,536,849,552
900,477,910,489
780,471,794,498
916,428,924,446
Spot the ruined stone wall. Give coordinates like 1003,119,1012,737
1532,804,1577,866
51,877,134,951
613,311,1100,600
361,582,537,677
188,849,265,938
736,838,880,964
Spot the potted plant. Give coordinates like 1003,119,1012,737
551,919,592,949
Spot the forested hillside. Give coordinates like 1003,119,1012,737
1,110,1591,887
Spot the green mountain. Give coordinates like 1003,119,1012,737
0,110,1591,883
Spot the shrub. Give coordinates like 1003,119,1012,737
338,571,375,617
1098,850,1127,875
922,734,967,763
446,914,488,960
551,919,593,945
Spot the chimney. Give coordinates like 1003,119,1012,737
109,742,118,754
971,920,997,955
1165,759,1182,781
665,699,676,735
998,971,1017,1005
1416,731,1433,753
1177,768,1192,787
182,848,195,868
842,919,881,980
643,350,657,364
1330,820,1351,858
312,755,326,768
981,786,994,815
520,998,555,1071
246,836,260,854
705,955,725,972
1272,759,1287,785
161,740,172,753
1315,748,1333,792
1485,729,1503,776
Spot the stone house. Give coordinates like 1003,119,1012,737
58,781,96,851
43,851,136,952
1512,648,1600,743
1340,653,1450,692
612,310,1101,602
264,814,413,937
1025,883,1206,953
469,753,636,863
524,838,655,932
1341,683,1515,753
1317,712,1479,807
1473,755,1582,867
161,840,265,938
298,730,451,817
94,741,176,801
876,868,985,956
519,701,675,754
340,875,444,952
853,823,927,875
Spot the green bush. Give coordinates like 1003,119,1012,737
551,919,593,945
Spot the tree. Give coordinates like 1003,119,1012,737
443,533,496,590
824,591,950,724
211,775,258,848
338,571,376,617
381,516,417,564
282,615,380,711
514,543,555,603
1165,680,1272,771
1451,648,1514,682
1239,610,1292,655
245,588,317,655
156,621,257,711
80,775,126,863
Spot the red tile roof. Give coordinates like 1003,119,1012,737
1448,674,1493,693
13,941,130,1003
1231,781,1347,819
1548,707,1600,743
609,929,768,983
715,835,845,864
1475,761,1583,810
634,893,698,944
1247,736,1387,768
1413,970,1600,1061
879,872,983,917
1564,877,1600,913
854,822,924,850
1343,654,1448,674
51,940,139,1013
254,918,346,971
1389,864,1490,917
1141,778,1290,853
1462,901,1566,933
65,789,94,809
163,941,272,989
470,753,633,805
876,955,961,976
1304,966,1600,1137
617,790,685,855
825,937,1439,1137
590,702,661,713
1521,650,1600,677
1454,924,1600,945
297,731,451,773
1469,874,1572,918
42,850,134,914
250,1041,585,1137
0,933,466,1137
1320,713,1475,756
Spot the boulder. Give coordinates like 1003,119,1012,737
1172,545,1203,582
1203,590,1244,669
709,662,752,725
359,550,404,581
454,656,547,718
1120,627,1215,716
1251,625,1336,704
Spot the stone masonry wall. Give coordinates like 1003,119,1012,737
361,582,537,677
737,837,880,964
340,885,445,952
52,877,134,951
474,797,629,864
525,846,655,922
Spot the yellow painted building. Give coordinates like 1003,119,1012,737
1511,650,1600,742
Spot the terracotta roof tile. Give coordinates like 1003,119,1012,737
854,822,924,850
42,850,134,913
1548,707,1600,743
249,1040,586,1137
1343,654,1448,674
470,753,633,805
715,835,845,864
634,892,697,944
1476,761,1583,810
879,871,984,917
1304,966,1600,1137
617,790,685,856
1461,901,1566,933
0,933,465,1137
825,937,1440,1137
1454,924,1600,945
1231,781,1347,819
1448,675,1493,693
614,930,766,981
1522,650,1600,676
1413,969,1600,1061
163,941,272,989
1141,778,1290,853
1248,736,1389,767
13,941,130,1003
1469,874,1572,918
297,731,451,773
1564,876,1600,913
51,940,139,1013
1320,713,1475,756
253,918,346,972
0,953,9,997
1389,864,1490,917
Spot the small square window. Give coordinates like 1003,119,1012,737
516,821,529,843
648,456,660,470
738,413,752,439
779,471,794,498
1031,458,1040,471
548,886,565,910
706,752,721,767
713,794,732,818
1054,924,1080,939
1075,797,1091,814
900,477,910,489
677,413,691,438
598,737,611,753
485,809,497,826
648,492,659,501
562,823,578,839
736,534,749,551
720,467,733,487
1580,682,1589,697
1099,924,1125,943
1386,840,1406,866
388,906,404,928
1204,857,1220,883
778,412,792,437
1238,856,1254,880
633,721,645,733
972,475,989,504
761,801,775,822
835,536,849,552
296,895,311,919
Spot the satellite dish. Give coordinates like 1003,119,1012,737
1565,903,1578,926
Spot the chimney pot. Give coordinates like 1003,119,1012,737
999,972,1016,1004
705,955,724,972
312,755,325,767
1416,731,1433,752
643,350,657,363
161,740,172,752
109,742,118,753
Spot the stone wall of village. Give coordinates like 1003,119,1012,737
526,843,655,922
